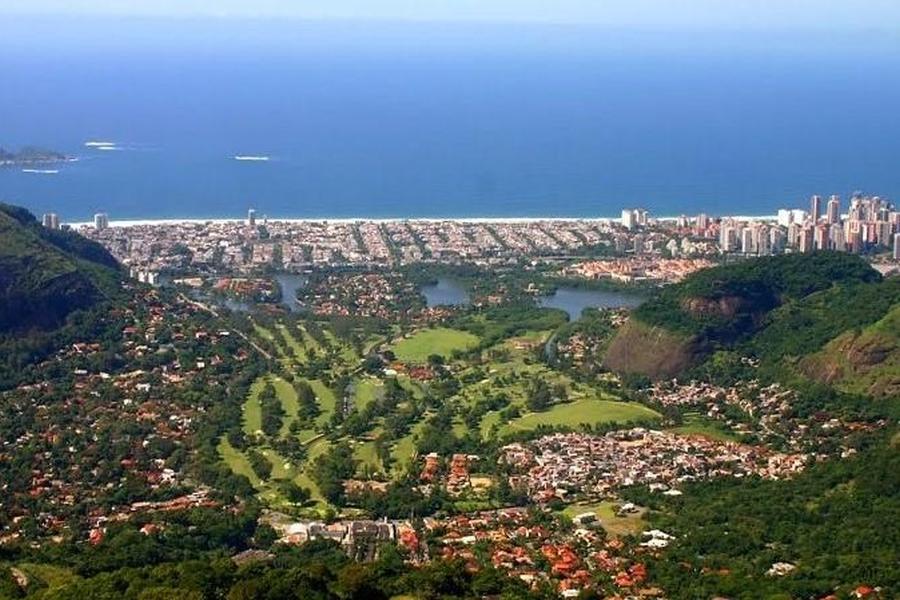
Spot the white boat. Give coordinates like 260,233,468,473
22,169,59,174
84,141,116,148
233,155,270,162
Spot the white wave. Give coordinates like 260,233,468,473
233,155,270,161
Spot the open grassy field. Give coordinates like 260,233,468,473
670,413,740,442
276,323,307,362
560,501,648,537
391,327,479,362
353,378,383,412
218,437,262,488
304,378,337,427
242,377,268,435
272,377,300,436
353,441,383,477
499,398,660,436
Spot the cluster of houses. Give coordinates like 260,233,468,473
299,273,421,319
419,453,479,495
646,379,880,454
82,218,668,273
263,512,420,563
425,507,667,598
0,285,249,544
560,257,714,284
501,429,807,503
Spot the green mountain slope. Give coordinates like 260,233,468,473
604,253,883,379
799,303,900,397
0,203,121,332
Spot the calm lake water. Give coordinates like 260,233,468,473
421,278,470,307
539,286,643,320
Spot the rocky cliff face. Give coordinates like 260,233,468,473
800,306,900,398
603,318,699,380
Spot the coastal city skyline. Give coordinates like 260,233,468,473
1,2,898,598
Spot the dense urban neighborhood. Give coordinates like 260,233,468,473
0,200,898,599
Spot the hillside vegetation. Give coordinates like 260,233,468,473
0,203,120,333
604,253,885,379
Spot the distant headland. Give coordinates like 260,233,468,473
0,146,71,167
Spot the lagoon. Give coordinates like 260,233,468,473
539,286,643,320
421,278,470,307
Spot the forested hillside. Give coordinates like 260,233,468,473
0,203,120,333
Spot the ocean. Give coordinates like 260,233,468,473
1,18,899,221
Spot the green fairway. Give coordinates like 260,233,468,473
354,441,383,477
391,327,480,362
276,323,307,362
304,379,337,427
218,437,262,488
391,419,429,477
271,377,300,436
242,377,268,435
353,378,383,411
500,398,660,436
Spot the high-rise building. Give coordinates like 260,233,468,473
829,224,846,252
740,228,754,254
776,209,794,228
826,195,841,224
755,225,771,255
632,233,646,254
635,208,649,226
42,213,60,230
810,195,822,223
247,208,257,227
719,221,737,252
621,209,637,230
814,225,829,251
894,233,900,260
93,213,109,230
696,213,709,230
769,228,785,253
799,226,814,253
787,222,801,248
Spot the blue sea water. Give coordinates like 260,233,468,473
1,19,899,221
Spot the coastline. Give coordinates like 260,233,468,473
67,214,779,228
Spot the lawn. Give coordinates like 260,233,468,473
670,413,740,442
242,377,268,435
272,377,300,436
499,398,660,436
276,323,307,362
391,327,479,362
303,378,337,427
218,437,262,488
560,501,647,537
353,378,383,412
391,418,430,478
353,441,383,477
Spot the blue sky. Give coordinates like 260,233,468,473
3,0,900,30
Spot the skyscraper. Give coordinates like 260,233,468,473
93,213,109,231
247,208,257,227
42,213,60,230
810,195,822,223
620,209,637,230
894,233,900,261
826,195,841,224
